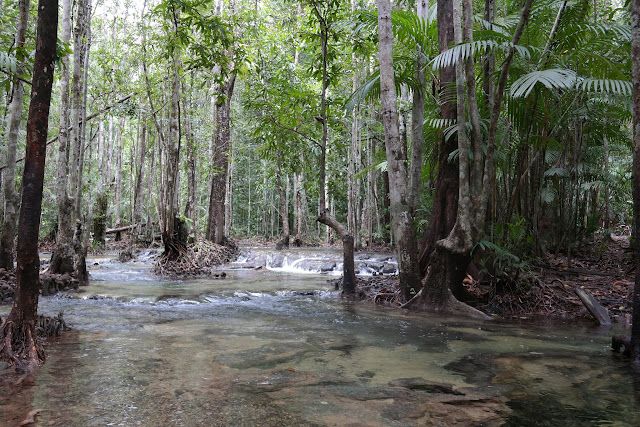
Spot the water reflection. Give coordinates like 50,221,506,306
1,255,639,425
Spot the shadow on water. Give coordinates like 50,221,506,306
1,251,640,425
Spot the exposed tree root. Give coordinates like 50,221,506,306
0,312,68,371
154,238,238,276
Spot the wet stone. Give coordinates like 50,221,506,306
319,262,336,272
389,378,464,395
382,263,397,274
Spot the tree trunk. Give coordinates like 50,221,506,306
207,74,235,244
115,118,124,232
318,209,356,295
0,0,30,270
630,0,640,362
376,0,422,301
133,122,146,240
0,0,58,371
418,0,459,274
408,0,429,213
417,0,534,316
162,47,182,257
276,148,290,250
183,89,196,230
50,0,74,273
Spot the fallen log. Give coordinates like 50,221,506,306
575,287,611,326
105,222,149,235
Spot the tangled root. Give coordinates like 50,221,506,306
0,311,69,371
154,239,238,276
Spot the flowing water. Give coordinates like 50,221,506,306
1,249,639,426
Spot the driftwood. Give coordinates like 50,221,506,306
105,222,150,235
317,209,356,295
533,263,619,277
575,287,611,326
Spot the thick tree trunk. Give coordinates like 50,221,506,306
162,54,182,257
317,209,356,295
207,75,235,244
630,0,640,362
418,0,534,315
376,0,422,301
0,0,58,371
418,0,459,274
0,0,30,270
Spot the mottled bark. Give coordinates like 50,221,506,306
377,0,422,301
162,52,182,256
183,91,196,228
275,148,290,250
419,0,459,275
134,122,146,239
0,0,58,371
317,209,356,295
0,0,30,270
50,0,74,274
207,75,235,244
419,0,534,313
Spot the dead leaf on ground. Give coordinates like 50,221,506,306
19,409,42,426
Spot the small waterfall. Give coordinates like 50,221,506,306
230,248,397,276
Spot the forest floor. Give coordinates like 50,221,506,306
344,233,635,326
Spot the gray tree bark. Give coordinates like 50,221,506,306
49,0,74,274
376,0,422,300
0,0,29,270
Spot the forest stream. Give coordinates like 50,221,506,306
1,248,640,426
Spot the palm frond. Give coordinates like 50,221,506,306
510,68,577,98
581,78,632,96
430,39,501,71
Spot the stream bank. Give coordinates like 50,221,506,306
1,252,639,425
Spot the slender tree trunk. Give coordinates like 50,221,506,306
183,87,196,230
409,0,429,213
50,0,74,272
276,148,290,249
0,0,58,371
225,160,233,237
376,0,422,301
115,118,123,232
133,121,146,240
0,0,29,270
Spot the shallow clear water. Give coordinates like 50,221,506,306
1,253,639,426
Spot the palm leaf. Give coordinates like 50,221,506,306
510,68,577,98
